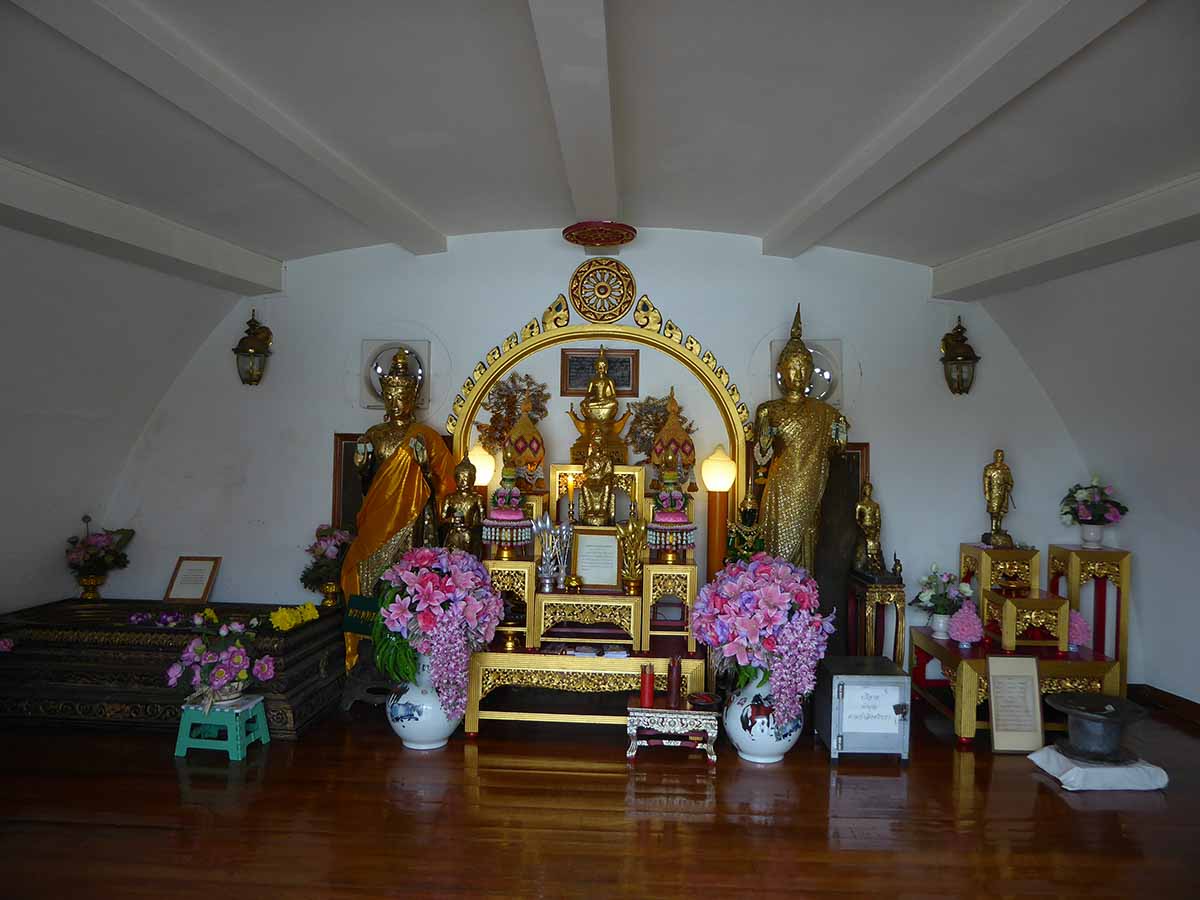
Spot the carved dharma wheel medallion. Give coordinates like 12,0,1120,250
569,258,637,324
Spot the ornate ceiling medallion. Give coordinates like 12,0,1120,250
561,220,637,248
569,257,637,324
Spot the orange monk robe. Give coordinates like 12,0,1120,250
340,426,456,670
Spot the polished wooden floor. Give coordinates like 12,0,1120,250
2,703,1198,899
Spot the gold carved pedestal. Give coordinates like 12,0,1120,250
864,584,907,669
982,588,1068,654
484,560,538,649
536,592,643,651
1048,544,1132,695
641,562,699,654
959,543,1040,592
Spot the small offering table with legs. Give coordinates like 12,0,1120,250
909,626,1120,748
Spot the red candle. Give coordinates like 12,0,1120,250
639,664,655,707
666,656,682,709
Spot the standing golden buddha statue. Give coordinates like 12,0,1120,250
340,349,456,670
754,307,849,571
854,481,885,573
982,448,1015,548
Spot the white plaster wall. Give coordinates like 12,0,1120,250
984,239,1200,702
0,224,236,612
103,229,1084,637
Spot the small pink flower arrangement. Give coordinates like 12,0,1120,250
691,553,833,728
948,601,984,644
0,638,14,652
300,524,354,592
373,548,504,721
654,489,690,513
1068,610,1092,649
1059,477,1129,526
167,624,274,713
65,514,134,577
491,486,523,509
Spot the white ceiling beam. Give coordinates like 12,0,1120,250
763,0,1146,258
14,0,446,255
528,0,619,221
932,172,1200,301
0,157,282,295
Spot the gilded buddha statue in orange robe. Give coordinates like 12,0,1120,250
753,307,848,571
340,349,455,671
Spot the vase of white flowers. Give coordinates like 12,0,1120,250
1059,476,1129,548
911,564,973,640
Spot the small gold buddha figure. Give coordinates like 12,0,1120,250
854,481,885,574
577,428,615,526
567,346,630,464
982,448,1015,548
441,457,484,557
616,510,647,594
753,307,849,570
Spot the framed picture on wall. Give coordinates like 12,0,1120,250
560,348,639,397
164,556,222,604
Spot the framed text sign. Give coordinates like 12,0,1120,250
986,655,1045,753
570,526,620,591
164,556,222,604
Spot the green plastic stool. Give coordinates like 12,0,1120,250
174,694,271,761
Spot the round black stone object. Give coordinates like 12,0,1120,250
1045,692,1146,764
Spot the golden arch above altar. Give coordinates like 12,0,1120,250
446,291,753,504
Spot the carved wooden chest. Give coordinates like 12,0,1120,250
0,599,344,740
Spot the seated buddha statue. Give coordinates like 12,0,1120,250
577,428,615,526
340,349,456,671
567,346,630,465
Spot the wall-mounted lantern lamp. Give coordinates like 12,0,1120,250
939,316,979,395
232,309,273,386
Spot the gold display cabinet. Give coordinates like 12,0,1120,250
536,591,643,651
641,562,699,653
484,559,538,649
982,588,1068,654
959,543,1040,592
1048,545,1132,695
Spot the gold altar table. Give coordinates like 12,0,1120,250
1048,544,1132,696
537,591,642,650
910,626,1120,748
465,651,706,735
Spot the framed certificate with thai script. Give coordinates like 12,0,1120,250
570,527,620,591
986,655,1044,753
164,556,222,604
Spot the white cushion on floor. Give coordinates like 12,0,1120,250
1028,745,1168,791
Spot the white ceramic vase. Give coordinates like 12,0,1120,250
1080,524,1105,549
385,654,460,750
723,674,803,764
930,613,952,640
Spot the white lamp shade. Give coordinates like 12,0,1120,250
467,444,496,486
701,444,737,492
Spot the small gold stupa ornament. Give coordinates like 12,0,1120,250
506,396,546,492
650,387,697,491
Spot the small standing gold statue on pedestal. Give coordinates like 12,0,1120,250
982,448,1015,548
441,457,484,557
854,480,886,574
567,345,631,464
577,429,615,526
616,511,647,596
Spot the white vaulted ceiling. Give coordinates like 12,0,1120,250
1,0,1197,276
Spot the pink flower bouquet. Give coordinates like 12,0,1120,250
65,514,134,577
166,623,274,713
1068,610,1092,649
373,548,504,720
300,524,354,592
948,601,984,645
691,553,834,728
1059,477,1129,526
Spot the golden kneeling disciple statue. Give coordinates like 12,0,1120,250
982,448,1015,548
567,345,630,464
340,349,456,671
754,307,848,571
441,457,485,557
577,429,615,526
